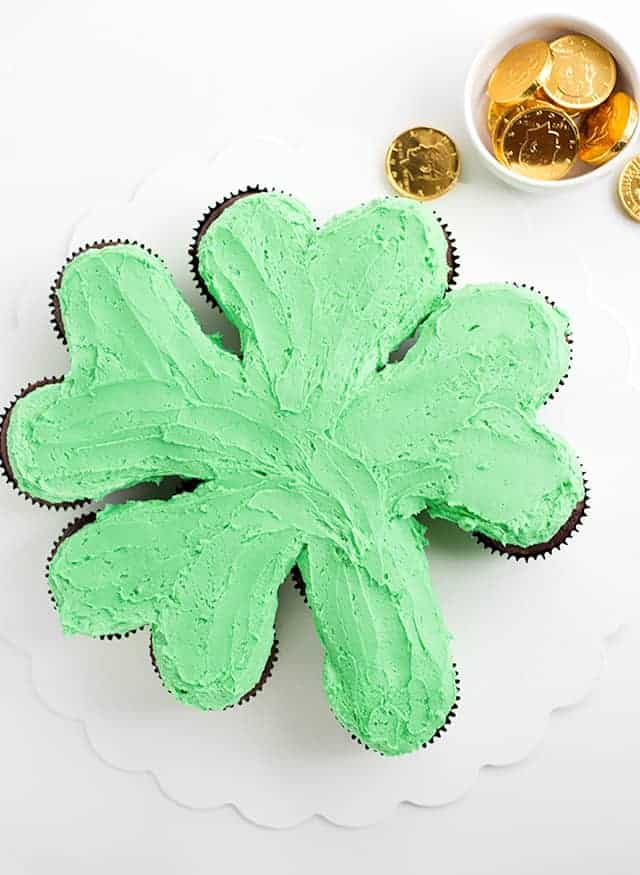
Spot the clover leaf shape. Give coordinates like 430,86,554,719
3,192,584,755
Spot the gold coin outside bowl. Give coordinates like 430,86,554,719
499,103,580,180
542,33,616,111
487,40,553,105
385,127,460,200
618,153,640,221
579,92,638,165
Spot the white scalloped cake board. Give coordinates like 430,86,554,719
0,133,636,827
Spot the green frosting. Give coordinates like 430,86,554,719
6,193,583,755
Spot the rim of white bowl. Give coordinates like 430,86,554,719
463,12,640,190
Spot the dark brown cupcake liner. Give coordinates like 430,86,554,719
0,377,90,510
149,634,280,710
473,466,590,562
435,214,460,289
346,662,461,756
291,565,308,603
49,239,167,345
173,477,203,495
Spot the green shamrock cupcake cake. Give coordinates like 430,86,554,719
0,190,585,756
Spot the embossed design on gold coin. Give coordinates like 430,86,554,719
490,100,536,163
487,40,552,105
385,127,460,200
618,153,640,221
579,92,638,165
500,104,579,180
542,34,616,110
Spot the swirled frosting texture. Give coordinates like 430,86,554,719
6,194,583,755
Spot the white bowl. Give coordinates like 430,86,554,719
464,13,640,192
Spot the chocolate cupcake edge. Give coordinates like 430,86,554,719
345,662,461,756
1,377,90,510
49,239,168,345
188,185,269,309
473,467,590,562
46,511,144,640
149,632,280,710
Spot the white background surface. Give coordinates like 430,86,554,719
1,0,639,871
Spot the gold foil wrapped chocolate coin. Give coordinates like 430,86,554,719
579,92,638,165
490,100,536,163
487,101,503,135
385,127,460,200
618,153,640,221
542,34,616,111
499,103,579,180
487,40,552,105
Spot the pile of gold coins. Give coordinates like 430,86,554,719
486,34,638,181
